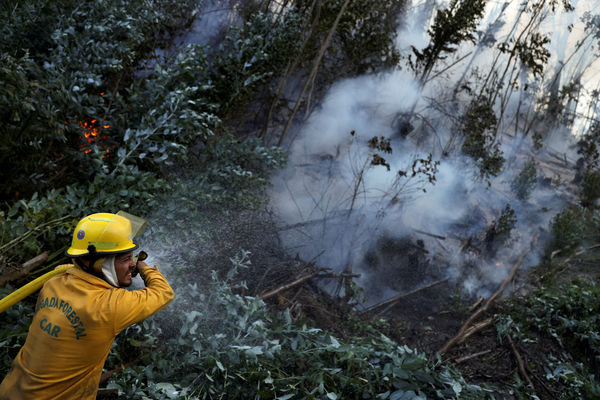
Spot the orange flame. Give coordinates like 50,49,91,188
79,118,111,155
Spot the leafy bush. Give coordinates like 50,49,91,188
580,169,600,208
334,0,404,74
0,168,166,263
511,158,537,201
116,45,221,171
460,99,504,178
499,280,600,398
0,285,35,377
525,281,600,364
484,204,517,254
209,11,304,115
494,279,600,399
548,205,586,254
0,0,198,202
104,253,491,399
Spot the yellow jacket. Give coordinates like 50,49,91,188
0,263,174,399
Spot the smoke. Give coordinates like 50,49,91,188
268,0,597,303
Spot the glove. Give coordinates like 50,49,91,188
132,251,148,278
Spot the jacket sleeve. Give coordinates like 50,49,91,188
111,265,174,334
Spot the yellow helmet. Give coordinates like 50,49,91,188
65,212,138,257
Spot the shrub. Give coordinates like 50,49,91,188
104,254,492,399
580,169,600,208
460,100,504,178
0,0,198,202
0,285,35,377
484,204,517,254
548,205,586,254
0,168,166,263
511,158,537,201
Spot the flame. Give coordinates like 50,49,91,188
79,118,111,156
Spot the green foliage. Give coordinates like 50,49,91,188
117,45,221,171
543,355,600,400
194,136,287,204
0,0,198,202
104,255,491,399
0,51,65,201
210,11,304,114
499,32,551,78
460,99,505,178
335,0,404,73
485,204,517,253
525,281,600,359
548,205,586,254
0,285,35,377
511,158,537,201
0,168,166,263
495,278,600,398
412,0,487,81
580,169,600,208
293,0,404,77
500,280,600,393
0,0,294,265
576,122,600,172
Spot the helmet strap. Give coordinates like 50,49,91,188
87,244,97,257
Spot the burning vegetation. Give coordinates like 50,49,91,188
2,0,600,398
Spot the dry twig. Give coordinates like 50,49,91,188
507,334,535,391
454,349,492,364
362,279,449,317
439,234,539,355
259,271,320,300
469,296,484,311
412,228,446,240
458,317,493,344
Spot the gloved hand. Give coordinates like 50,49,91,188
132,251,148,278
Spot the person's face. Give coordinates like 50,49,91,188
114,251,135,287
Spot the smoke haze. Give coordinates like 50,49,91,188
268,0,597,304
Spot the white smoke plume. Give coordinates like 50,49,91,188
269,0,599,304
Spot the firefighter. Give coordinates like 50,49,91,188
0,212,174,399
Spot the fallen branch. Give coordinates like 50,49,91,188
469,296,484,312
439,234,539,356
412,228,446,240
564,243,600,262
507,334,535,391
259,271,320,300
458,317,493,344
362,279,449,316
454,349,492,364
0,251,50,287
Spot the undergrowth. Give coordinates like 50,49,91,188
103,253,493,399
496,280,600,399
